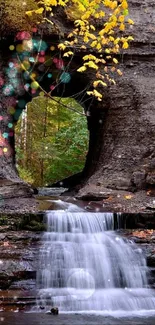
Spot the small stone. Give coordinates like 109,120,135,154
51,307,59,315
132,171,146,189
146,173,155,185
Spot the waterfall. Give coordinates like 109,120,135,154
36,201,155,314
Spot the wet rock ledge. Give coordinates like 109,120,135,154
0,213,45,295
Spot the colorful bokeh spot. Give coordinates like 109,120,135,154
9,107,16,115
39,91,45,97
31,81,39,89
31,89,36,94
29,57,35,63
8,123,13,128
16,44,23,53
1,33,73,159
9,45,15,51
60,72,71,84
2,133,9,139
9,62,14,68
38,57,45,63
3,84,14,96
50,85,55,91
23,71,30,80
3,148,8,153
24,83,30,91
16,31,31,41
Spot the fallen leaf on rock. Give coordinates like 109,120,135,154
124,195,133,200
105,196,113,201
3,241,9,247
132,229,154,238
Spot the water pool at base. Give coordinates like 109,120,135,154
1,313,155,325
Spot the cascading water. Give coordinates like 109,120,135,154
36,201,155,314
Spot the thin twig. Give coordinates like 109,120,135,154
17,54,85,116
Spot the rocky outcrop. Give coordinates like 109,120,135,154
0,213,45,295
77,0,155,202
0,230,41,290
0,1,155,209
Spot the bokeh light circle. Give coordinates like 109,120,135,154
67,269,95,301
60,72,71,84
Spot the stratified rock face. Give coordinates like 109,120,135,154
81,0,155,194
0,230,40,290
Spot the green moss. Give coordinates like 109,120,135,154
0,0,40,36
0,212,45,231
0,216,8,225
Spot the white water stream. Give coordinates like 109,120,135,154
36,201,155,314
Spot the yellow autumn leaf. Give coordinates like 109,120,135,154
26,10,33,17
122,41,129,49
49,0,57,5
63,51,74,57
35,8,44,14
77,66,87,72
114,37,120,45
118,15,125,23
120,23,125,31
84,61,98,69
110,79,116,84
83,54,97,61
84,35,89,43
96,43,102,50
98,11,106,18
117,69,123,76
75,20,85,27
121,0,128,10
87,33,97,40
111,1,118,10
87,91,94,96
58,43,66,50
67,33,73,38
80,45,87,49
93,80,107,87
113,58,118,64
93,89,102,98
81,12,91,20
90,25,96,31
91,40,97,47
124,195,133,200
128,18,134,25
127,36,134,41
58,0,67,6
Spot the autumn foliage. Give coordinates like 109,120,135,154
0,0,134,100
25,0,134,100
